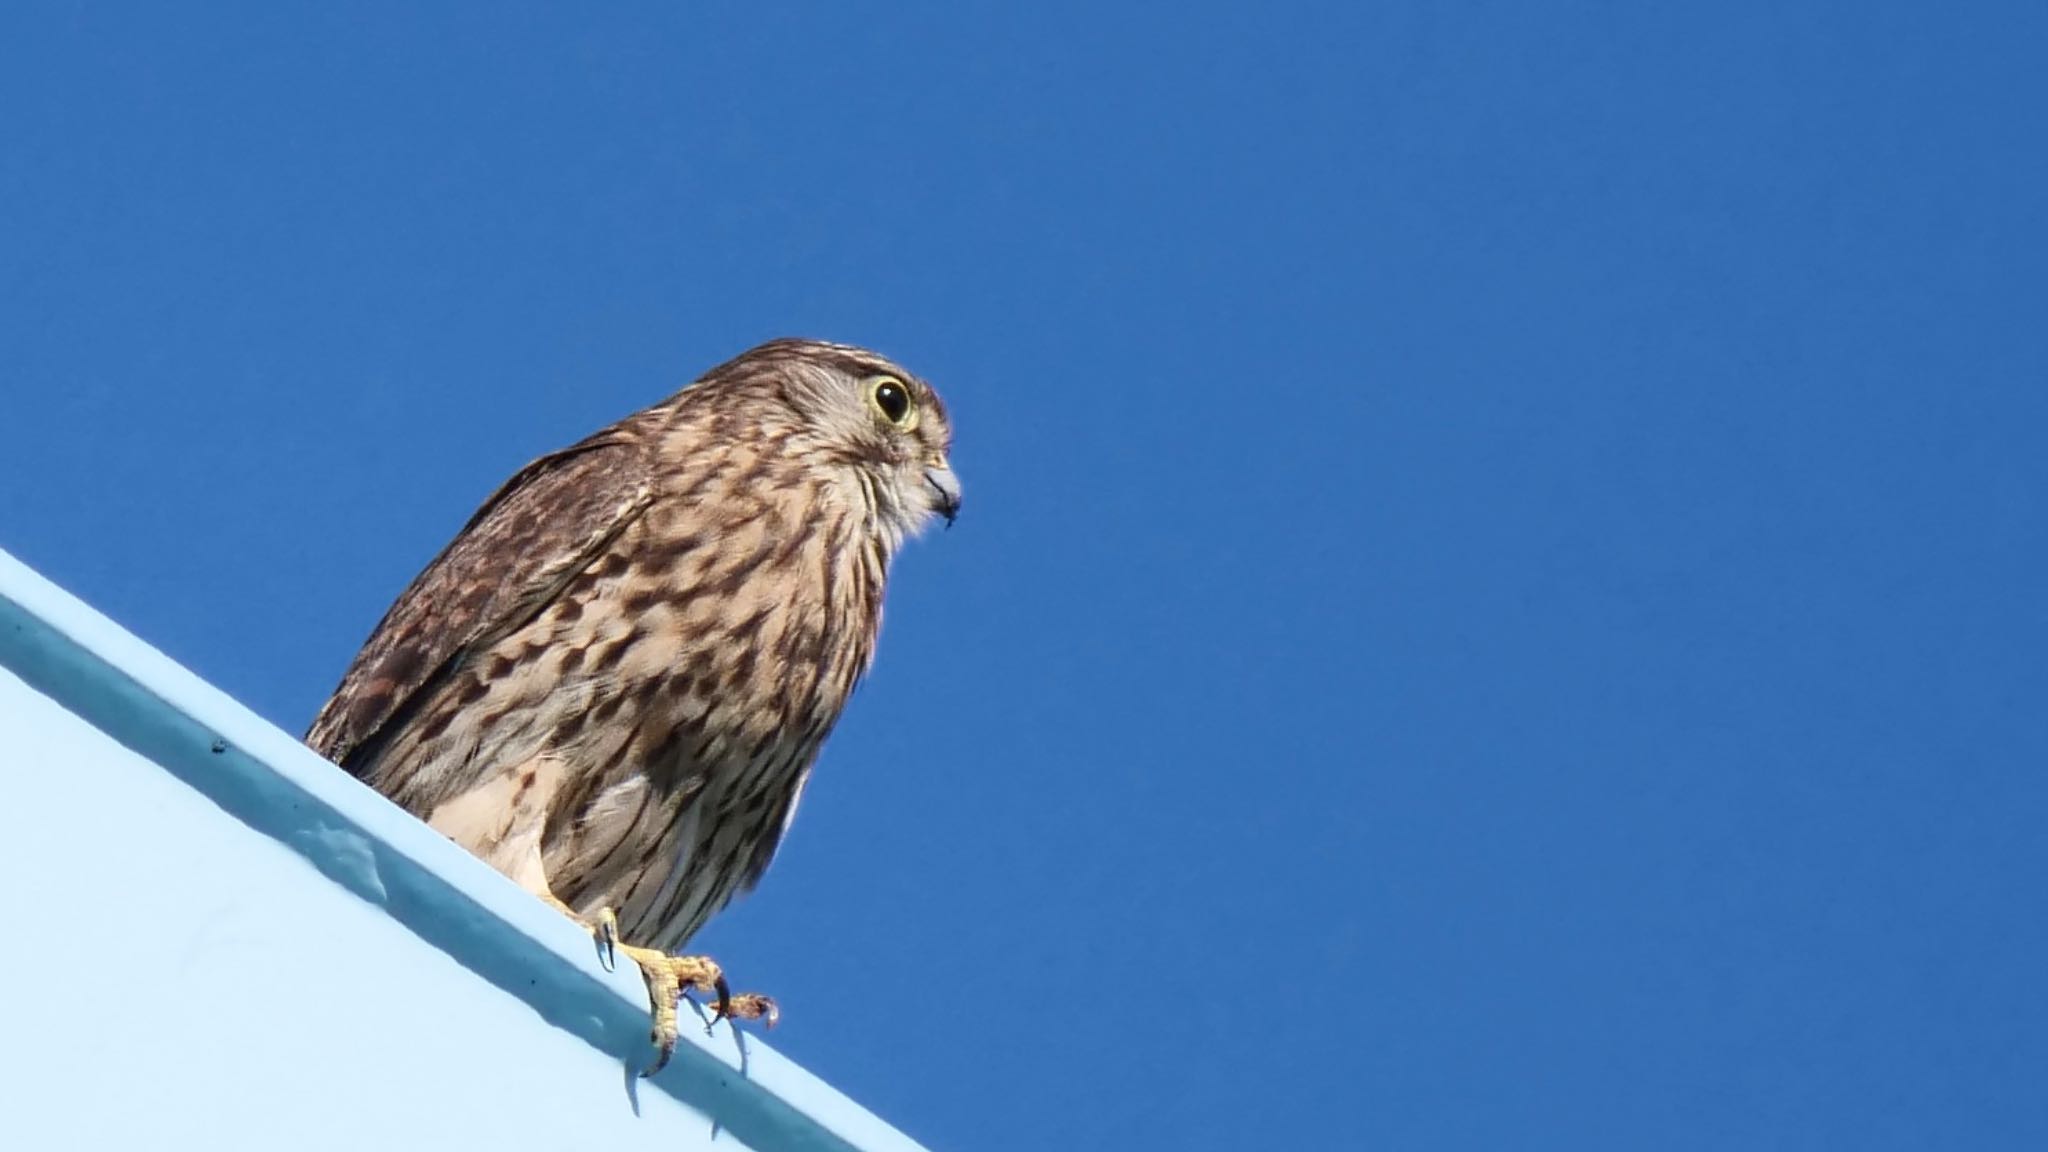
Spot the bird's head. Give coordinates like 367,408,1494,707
695,338,960,548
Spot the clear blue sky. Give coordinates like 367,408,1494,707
4,4,2044,1148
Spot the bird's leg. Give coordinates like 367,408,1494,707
540,893,618,970
425,754,776,1071
539,896,777,1074
611,934,780,1074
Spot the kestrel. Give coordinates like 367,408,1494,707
305,338,959,1072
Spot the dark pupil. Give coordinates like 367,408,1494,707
876,382,909,422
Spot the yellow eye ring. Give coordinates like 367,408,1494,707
868,376,917,428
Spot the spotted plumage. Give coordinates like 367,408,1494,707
306,338,958,1065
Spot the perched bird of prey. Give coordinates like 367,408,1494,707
306,338,959,1072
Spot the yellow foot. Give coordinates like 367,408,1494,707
552,901,778,1075
615,940,780,1075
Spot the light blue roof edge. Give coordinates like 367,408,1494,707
0,547,928,1152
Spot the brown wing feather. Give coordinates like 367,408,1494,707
306,421,657,772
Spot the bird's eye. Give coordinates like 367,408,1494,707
870,377,914,426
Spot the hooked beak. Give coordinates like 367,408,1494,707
924,463,963,528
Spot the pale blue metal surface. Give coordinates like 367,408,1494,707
0,547,929,1152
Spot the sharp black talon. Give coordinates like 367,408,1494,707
710,974,734,1029
596,924,617,972
643,1034,673,1077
